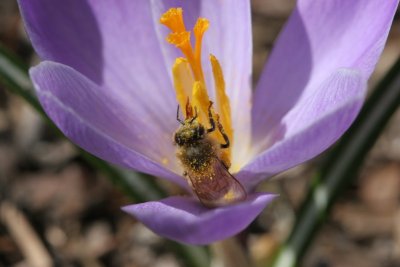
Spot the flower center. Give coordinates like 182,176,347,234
160,8,233,166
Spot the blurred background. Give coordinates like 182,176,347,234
0,0,399,266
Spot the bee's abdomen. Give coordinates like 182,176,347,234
178,140,215,172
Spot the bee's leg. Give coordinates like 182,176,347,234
217,116,230,149
207,101,216,133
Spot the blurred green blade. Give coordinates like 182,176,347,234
0,45,43,114
271,58,400,267
0,43,209,267
79,150,167,203
169,241,211,267
0,43,166,202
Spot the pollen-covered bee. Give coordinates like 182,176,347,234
174,102,246,207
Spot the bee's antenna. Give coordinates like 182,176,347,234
190,107,198,123
176,105,184,125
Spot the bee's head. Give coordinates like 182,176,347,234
174,120,206,146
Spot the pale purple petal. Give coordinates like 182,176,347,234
122,193,276,245
30,61,187,188
200,1,253,168
239,69,365,189
252,0,399,144
18,0,178,133
151,1,253,167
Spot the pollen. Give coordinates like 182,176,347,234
161,8,233,164
223,190,236,201
161,157,169,165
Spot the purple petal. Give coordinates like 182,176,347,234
151,1,253,167
239,69,365,189
122,193,276,245
201,1,253,168
18,0,177,128
20,0,254,169
30,61,187,188
252,0,399,144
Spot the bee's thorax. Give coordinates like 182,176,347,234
174,121,205,146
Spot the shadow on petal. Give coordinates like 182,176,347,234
18,0,104,84
122,193,277,245
252,7,312,148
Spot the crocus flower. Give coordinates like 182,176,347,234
19,0,398,245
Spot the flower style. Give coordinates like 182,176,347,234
19,0,398,245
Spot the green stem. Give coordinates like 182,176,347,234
79,151,167,202
0,43,209,267
168,241,211,267
271,57,400,267
211,238,252,267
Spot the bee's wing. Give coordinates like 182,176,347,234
187,157,247,207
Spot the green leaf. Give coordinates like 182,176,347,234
271,58,400,267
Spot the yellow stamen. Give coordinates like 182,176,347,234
192,81,211,126
161,8,233,166
192,79,231,167
172,58,194,116
210,54,233,148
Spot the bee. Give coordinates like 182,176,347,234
174,102,247,207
